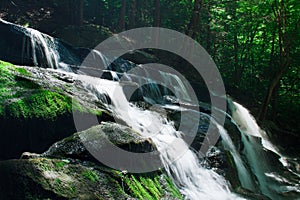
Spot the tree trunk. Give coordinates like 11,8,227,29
233,33,239,86
258,0,300,121
129,0,137,28
67,0,83,26
271,82,280,120
118,0,127,31
154,0,161,27
77,0,84,26
258,66,287,121
205,3,212,54
186,0,202,38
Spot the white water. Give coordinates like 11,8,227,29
158,71,191,101
10,22,300,199
231,101,300,199
216,123,255,191
232,102,280,154
77,75,243,200
28,28,59,69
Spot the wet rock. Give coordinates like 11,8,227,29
20,152,41,159
0,156,182,200
205,146,226,170
53,24,113,48
0,158,131,200
235,187,271,200
0,63,111,160
0,117,182,199
121,50,159,64
43,122,156,160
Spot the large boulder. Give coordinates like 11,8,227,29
43,122,156,160
0,122,182,200
0,60,112,159
0,157,183,200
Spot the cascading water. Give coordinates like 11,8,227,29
216,123,256,191
158,71,191,102
76,75,243,200
8,22,300,199
27,28,60,69
231,101,300,199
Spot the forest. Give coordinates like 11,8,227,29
0,0,299,199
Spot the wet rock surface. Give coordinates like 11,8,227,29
0,122,182,200
0,63,112,160
43,122,156,160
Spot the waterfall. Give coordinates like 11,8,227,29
27,28,60,69
3,20,300,199
75,75,243,200
232,102,280,154
216,123,256,191
158,71,191,102
231,101,300,199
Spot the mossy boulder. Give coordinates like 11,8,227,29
0,61,112,159
0,122,182,199
0,158,129,199
43,122,156,160
0,157,182,200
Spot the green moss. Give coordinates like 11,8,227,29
128,175,154,199
114,172,182,200
54,160,68,169
0,60,102,119
164,175,183,198
4,90,73,119
140,176,162,199
32,158,79,197
52,177,77,197
82,170,99,182
0,60,13,67
15,67,31,76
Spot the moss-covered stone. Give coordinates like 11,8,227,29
0,155,182,200
0,158,130,199
26,122,182,200
115,172,182,200
0,60,103,119
5,90,72,119
43,122,156,160
0,60,111,159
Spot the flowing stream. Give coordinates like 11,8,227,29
10,23,300,199
77,76,243,200
232,102,300,199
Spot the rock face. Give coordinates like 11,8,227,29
43,122,156,160
0,19,104,70
0,61,111,159
0,122,182,200
53,24,113,48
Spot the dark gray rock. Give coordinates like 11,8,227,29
43,122,156,160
